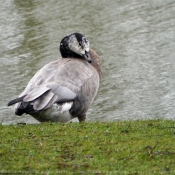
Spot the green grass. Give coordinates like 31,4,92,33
0,120,175,175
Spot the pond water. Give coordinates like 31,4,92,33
1,0,175,124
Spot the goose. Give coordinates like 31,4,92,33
7,33,102,122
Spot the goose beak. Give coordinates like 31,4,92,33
82,51,92,63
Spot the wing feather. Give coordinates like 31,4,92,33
33,90,55,110
23,86,50,102
12,58,95,113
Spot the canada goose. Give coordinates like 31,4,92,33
7,33,102,122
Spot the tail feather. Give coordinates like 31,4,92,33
15,101,36,116
7,95,26,106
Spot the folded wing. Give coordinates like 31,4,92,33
8,58,93,114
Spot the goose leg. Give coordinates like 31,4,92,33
78,114,86,122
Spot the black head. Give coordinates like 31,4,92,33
60,33,92,63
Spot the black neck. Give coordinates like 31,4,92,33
60,50,82,59
60,35,83,59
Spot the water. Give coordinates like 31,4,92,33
1,0,175,124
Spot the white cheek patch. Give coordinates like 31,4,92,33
68,40,81,55
68,35,90,56
85,47,89,52
82,41,90,53
69,43,80,53
81,51,85,55
80,44,89,55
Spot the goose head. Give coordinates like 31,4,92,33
60,33,92,63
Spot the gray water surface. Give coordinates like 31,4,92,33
1,0,175,124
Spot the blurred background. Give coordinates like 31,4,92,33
0,0,175,124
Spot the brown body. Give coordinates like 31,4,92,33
13,49,102,122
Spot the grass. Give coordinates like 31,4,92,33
0,120,175,175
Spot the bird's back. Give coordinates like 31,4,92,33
14,56,100,122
